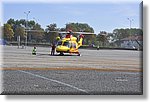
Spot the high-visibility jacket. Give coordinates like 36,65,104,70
32,48,36,54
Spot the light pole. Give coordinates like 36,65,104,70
127,18,133,36
24,11,30,48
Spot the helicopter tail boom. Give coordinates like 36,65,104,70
77,34,84,48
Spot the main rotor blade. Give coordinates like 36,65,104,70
25,30,45,32
48,31,96,35
73,32,95,35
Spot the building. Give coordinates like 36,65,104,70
120,35,143,50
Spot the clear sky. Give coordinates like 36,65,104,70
2,0,142,33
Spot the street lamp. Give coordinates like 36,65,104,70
24,11,30,48
127,18,133,36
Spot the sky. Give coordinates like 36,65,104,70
1,0,142,34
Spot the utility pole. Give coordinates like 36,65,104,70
24,11,30,48
127,18,135,49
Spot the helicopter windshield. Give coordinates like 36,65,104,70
63,41,70,47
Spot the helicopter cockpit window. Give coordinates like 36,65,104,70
63,41,69,47
57,41,62,45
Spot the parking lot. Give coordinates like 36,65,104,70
1,46,143,95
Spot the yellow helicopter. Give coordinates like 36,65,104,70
51,30,95,56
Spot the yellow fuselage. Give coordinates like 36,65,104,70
56,37,81,54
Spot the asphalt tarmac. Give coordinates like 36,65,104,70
1,46,143,95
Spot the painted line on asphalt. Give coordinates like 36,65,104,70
115,78,128,82
18,70,88,94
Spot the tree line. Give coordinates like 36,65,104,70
2,18,143,47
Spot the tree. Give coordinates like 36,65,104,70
113,28,129,41
14,27,26,40
96,31,108,47
28,20,36,29
19,19,26,27
28,23,44,43
129,28,143,36
3,24,14,41
7,18,15,26
113,28,143,41
65,23,95,45
59,27,66,31
46,23,57,31
7,19,26,41
111,28,143,47
66,23,94,33
45,23,59,43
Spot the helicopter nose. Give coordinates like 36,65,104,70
56,46,69,52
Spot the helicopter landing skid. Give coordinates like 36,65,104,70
58,52,81,56
77,54,81,56
70,52,81,56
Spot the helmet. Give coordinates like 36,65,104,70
79,34,84,38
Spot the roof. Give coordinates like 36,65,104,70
121,35,143,41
